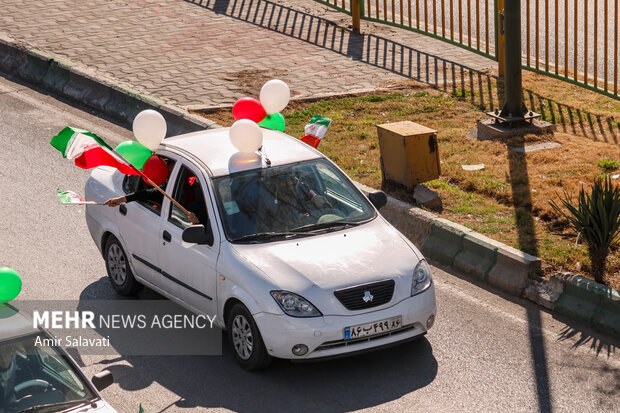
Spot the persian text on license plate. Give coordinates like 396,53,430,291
344,316,402,340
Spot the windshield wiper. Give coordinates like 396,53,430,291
19,400,90,413
291,220,363,233
231,231,312,243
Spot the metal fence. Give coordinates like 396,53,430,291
316,0,620,100
523,0,619,98
317,0,497,59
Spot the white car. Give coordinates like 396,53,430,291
0,304,116,412
85,128,436,369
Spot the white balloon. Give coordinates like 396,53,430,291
132,110,167,150
259,79,290,115
229,119,263,153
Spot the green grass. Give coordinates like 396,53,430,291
359,93,406,103
426,179,458,193
452,88,475,99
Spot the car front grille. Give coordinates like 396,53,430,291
334,279,395,310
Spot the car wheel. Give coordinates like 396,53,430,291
104,235,142,296
227,303,272,370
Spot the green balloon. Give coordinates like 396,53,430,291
0,268,22,304
115,141,153,170
258,113,285,132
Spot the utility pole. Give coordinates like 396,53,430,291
488,0,539,125
501,0,525,118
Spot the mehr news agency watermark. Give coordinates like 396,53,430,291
32,310,217,348
17,300,223,355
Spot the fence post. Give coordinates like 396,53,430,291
496,0,505,76
352,0,361,33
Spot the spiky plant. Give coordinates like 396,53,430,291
549,176,620,285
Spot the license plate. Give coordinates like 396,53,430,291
344,316,402,340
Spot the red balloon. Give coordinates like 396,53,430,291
232,97,267,123
142,155,168,186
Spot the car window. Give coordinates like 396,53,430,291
212,159,376,242
168,165,209,229
123,157,175,216
315,163,364,211
36,345,87,395
0,334,96,413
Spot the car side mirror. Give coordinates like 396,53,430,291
92,370,113,392
368,190,387,210
182,224,214,246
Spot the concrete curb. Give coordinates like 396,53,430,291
555,274,620,337
453,232,501,281
0,35,219,136
423,218,471,267
186,87,400,113
355,183,620,339
489,246,541,295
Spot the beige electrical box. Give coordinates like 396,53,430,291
376,121,440,190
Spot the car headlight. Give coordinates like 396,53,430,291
270,291,322,317
411,260,432,296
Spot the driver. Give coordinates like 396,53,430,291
0,343,17,411
295,176,332,210
277,175,332,212
268,174,333,230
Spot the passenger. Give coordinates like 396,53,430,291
104,160,202,225
178,175,209,226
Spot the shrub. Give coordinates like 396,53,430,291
549,176,620,285
597,158,619,173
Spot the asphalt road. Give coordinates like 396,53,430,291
0,73,618,413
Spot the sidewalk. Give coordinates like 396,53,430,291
0,0,494,108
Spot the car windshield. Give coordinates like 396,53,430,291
212,159,376,242
0,334,96,413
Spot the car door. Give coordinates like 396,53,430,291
159,161,220,315
118,156,181,297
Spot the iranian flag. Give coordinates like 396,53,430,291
50,127,139,176
300,115,332,149
56,189,99,205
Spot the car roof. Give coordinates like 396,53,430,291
160,127,323,177
0,304,39,340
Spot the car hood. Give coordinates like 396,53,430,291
231,217,420,292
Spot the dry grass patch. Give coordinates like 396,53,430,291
193,71,620,288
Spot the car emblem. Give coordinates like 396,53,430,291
362,291,374,303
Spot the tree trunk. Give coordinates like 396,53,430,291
588,246,608,285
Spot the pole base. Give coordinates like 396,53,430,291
467,118,556,140
485,108,542,126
